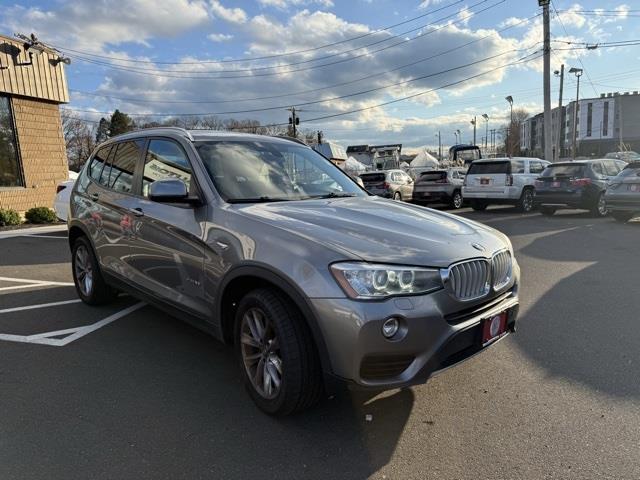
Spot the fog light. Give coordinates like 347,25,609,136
382,318,399,338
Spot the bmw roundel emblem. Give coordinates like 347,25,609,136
471,243,486,252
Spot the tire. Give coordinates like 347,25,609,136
450,190,463,209
540,206,556,216
71,236,117,305
235,288,322,416
518,188,535,213
470,200,488,211
611,211,634,223
393,191,402,201
591,192,608,217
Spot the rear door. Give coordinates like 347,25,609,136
465,161,511,194
127,138,210,318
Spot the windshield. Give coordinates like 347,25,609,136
196,140,365,202
541,164,586,177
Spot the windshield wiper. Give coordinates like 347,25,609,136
310,192,358,199
227,196,292,204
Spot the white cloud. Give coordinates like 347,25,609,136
1,0,210,52
498,17,530,29
257,0,334,9
209,0,247,24
207,33,234,42
418,0,445,9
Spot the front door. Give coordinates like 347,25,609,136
127,138,209,318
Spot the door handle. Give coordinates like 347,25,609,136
128,207,145,217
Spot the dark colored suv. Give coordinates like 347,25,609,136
534,159,625,217
605,161,640,222
67,128,519,416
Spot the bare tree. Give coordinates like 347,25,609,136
61,110,96,171
500,108,529,156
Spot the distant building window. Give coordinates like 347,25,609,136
603,102,609,136
0,95,23,187
586,102,593,137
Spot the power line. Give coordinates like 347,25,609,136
68,13,539,106
62,46,540,117
51,0,467,66
65,0,504,79
64,52,542,129
551,0,598,97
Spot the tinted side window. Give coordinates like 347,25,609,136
89,146,112,185
511,160,525,174
529,161,544,174
143,139,192,197
468,162,510,175
107,141,143,193
590,162,604,176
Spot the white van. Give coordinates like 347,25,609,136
462,157,550,212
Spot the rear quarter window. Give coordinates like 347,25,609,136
467,162,511,175
360,173,386,183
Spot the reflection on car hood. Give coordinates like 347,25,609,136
233,196,509,267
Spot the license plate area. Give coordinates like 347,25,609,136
480,178,490,185
481,311,508,346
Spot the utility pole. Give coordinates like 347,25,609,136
317,130,323,144
541,0,553,162
435,131,442,162
287,107,300,138
555,64,564,161
505,96,514,155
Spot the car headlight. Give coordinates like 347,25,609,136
330,262,443,299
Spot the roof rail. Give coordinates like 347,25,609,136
139,126,195,141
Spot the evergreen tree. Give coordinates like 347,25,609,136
95,117,110,143
108,110,133,137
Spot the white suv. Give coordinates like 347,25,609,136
462,157,550,212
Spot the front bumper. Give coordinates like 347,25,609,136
310,259,520,390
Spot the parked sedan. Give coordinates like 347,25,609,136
360,169,414,201
53,170,79,221
534,159,624,216
605,161,640,222
412,168,466,209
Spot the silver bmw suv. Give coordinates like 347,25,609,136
68,128,520,416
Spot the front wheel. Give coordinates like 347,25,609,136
450,190,463,209
591,193,608,217
518,188,535,213
470,200,488,211
611,211,634,223
235,288,322,416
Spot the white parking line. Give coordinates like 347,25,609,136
0,299,82,314
19,234,68,239
0,302,146,347
0,276,74,292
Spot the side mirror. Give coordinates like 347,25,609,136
148,179,199,204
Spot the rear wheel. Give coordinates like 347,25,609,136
518,188,535,213
393,192,402,201
611,211,634,223
540,206,556,216
450,190,463,209
235,288,322,416
71,236,117,305
591,192,608,217
470,200,488,211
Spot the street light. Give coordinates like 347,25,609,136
434,132,442,162
456,129,462,144
453,131,459,144
470,116,477,145
505,96,514,155
568,67,583,159
482,114,489,151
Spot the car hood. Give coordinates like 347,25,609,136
233,196,509,267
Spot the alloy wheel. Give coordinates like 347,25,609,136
522,190,534,212
74,245,93,297
240,307,283,400
597,195,608,216
453,192,463,209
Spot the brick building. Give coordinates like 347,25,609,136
0,33,69,213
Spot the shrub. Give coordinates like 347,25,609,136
24,207,58,224
0,208,21,226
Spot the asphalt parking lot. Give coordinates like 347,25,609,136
1,208,639,480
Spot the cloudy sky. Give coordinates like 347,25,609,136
2,0,637,151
